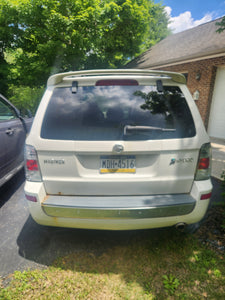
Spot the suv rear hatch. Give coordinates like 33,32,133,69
37,78,199,196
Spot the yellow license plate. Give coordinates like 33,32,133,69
100,155,136,173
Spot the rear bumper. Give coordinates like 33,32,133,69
24,179,212,230
42,194,196,219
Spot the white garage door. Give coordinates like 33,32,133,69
208,67,225,139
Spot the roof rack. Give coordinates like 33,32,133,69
47,69,186,86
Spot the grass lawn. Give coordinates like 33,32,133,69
0,205,224,299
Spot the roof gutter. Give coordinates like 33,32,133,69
141,51,225,70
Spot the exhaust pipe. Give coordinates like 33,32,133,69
175,222,187,231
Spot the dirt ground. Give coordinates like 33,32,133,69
196,204,225,254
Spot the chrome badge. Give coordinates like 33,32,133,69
170,158,194,165
113,144,124,153
44,159,65,165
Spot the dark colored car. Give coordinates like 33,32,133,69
0,94,33,187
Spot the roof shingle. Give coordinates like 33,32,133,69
127,17,225,69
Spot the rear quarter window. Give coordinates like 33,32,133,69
41,85,196,141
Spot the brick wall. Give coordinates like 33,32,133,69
156,56,225,129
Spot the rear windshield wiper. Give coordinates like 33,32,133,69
124,125,176,135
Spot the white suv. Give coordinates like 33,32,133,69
24,69,212,231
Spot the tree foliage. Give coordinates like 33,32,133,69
1,0,169,89
216,16,225,33
8,85,45,114
0,0,20,93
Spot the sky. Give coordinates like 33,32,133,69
156,0,225,33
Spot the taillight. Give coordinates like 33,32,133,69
195,143,211,181
24,145,42,182
198,157,210,169
26,159,39,171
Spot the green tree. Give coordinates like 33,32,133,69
1,0,169,88
216,16,225,33
0,44,8,94
7,85,45,114
0,0,21,93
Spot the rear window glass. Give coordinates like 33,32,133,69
41,85,196,141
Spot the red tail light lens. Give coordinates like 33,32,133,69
24,145,42,182
26,160,39,171
198,157,210,170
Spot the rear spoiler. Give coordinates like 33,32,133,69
47,69,186,86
